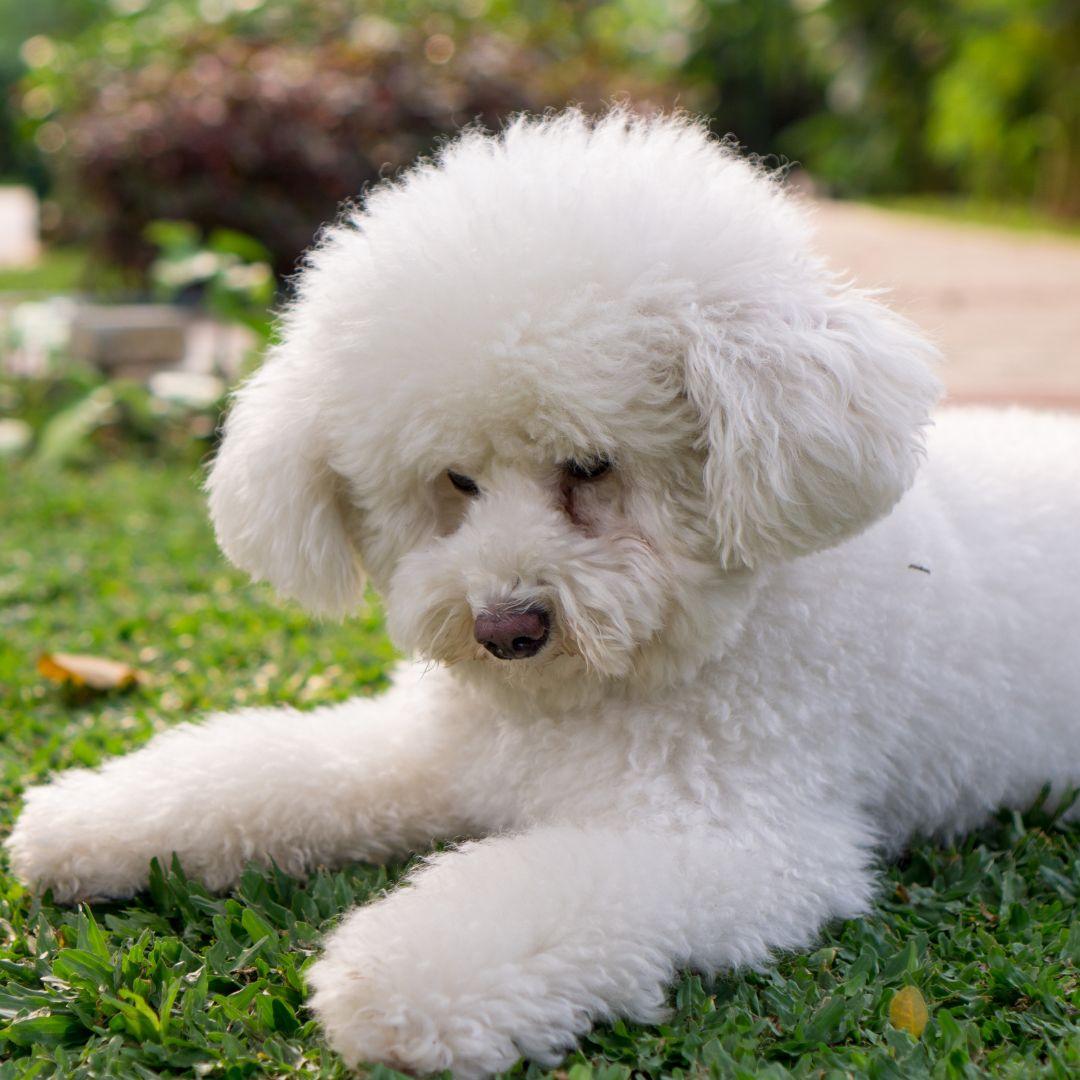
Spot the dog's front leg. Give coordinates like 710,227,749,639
5,668,482,902
307,814,875,1078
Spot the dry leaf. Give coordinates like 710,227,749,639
889,985,929,1038
38,653,141,692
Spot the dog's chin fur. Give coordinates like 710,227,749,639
8,109,1080,1079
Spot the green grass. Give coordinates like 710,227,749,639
0,246,131,297
0,248,93,295
1,461,1078,1078
864,197,1080,240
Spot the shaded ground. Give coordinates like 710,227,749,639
812,202,1080,408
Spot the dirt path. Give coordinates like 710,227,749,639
811,201,1080,408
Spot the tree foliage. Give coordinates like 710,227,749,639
4,0,1077,280
769,0,1080,214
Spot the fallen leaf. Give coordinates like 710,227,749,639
38,653,141,692
889,984,929,1038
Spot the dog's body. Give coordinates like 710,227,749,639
7,112,1079,1077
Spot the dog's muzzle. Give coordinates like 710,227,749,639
474,607,551,660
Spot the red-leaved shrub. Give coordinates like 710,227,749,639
33,12,672,278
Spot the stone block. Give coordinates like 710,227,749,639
69,304,190,379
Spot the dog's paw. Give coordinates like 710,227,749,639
307,950,524,1078
5,776,156,902
307,907,578,1078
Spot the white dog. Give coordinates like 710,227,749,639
7,110,1080,1077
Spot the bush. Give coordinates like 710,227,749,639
22,1,676,279
762,0,1079,213
0,361,225,468
676,0,1078,214
16,0,1076,259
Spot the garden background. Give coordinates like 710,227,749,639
1,1,1078,1077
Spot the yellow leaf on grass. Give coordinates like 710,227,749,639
38,653,141,692
889,985,929,1038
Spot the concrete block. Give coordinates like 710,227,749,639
69,304,190,379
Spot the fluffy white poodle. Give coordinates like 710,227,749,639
7,110,1080,1077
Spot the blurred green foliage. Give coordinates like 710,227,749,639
6,0,679,276
0,361,225,468
0,0,100,189
766,0,1080,214
925,0,1079,213
0,0,1076,279
146,221,275,341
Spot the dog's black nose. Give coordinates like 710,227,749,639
474,607,550,660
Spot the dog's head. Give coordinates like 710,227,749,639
207,110,940,693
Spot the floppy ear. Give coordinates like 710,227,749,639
205,348,365,617
683,288,941,567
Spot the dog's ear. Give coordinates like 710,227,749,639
206,348,364,617
683,288,941,567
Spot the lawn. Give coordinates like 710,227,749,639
0,248,131,298
0,460,1077,1078
864,197,1080,240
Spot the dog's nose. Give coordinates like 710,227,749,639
474,607,551,660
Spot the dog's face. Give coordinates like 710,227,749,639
208,111,941,694
365,326,713,684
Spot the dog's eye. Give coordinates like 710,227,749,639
447,470,480,496
564,455,612,482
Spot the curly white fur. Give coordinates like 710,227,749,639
7,110,1080,1077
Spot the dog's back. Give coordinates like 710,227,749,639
887,406,1078,834
746,405,1080,845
